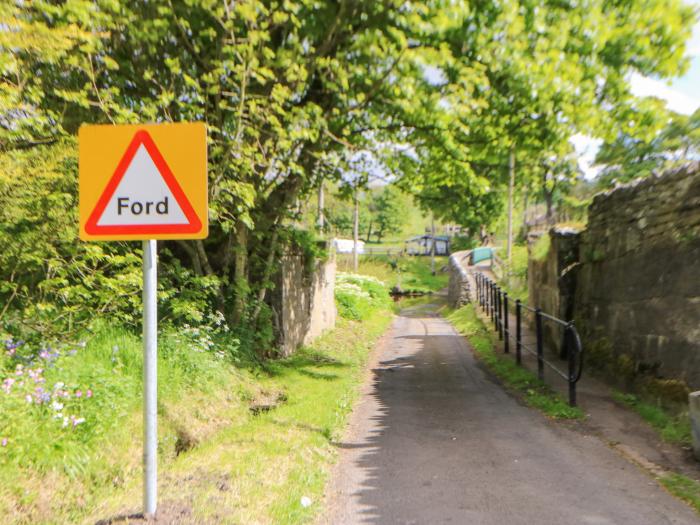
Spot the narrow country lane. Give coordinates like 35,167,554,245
322,300,700,525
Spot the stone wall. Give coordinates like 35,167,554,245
528,163,700,388
528,229,581,355
448,251,472,307
270,249,337,356
575,164,700,387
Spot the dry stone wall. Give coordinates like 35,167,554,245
270,249,337,356
527,229,580,355
575,163,700,387
448,251,472,307
528,163,700,388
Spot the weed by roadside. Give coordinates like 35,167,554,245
660,474,700,514
446,304,584,420
612,391,691,445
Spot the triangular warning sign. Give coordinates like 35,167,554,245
85,130,202,236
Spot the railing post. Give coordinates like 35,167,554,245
503,292,509,353
515,299,522,366
567,323,577,407
535,307,544,381
481,275,485,308
494,286,499,332
490,282,495,322
477,274,482,307
497,287,503,340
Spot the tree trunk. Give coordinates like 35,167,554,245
353,186,359,272
231,220,249,325
506,146,515,262
251,227,279,324
365,220,373,243
544,190,555,225
430,214,436,275
317,182,325,230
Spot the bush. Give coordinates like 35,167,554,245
0,142,225,343
450,235,477,252
335,273,391,320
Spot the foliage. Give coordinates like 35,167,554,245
0,142,142,340
393,0,695,231
0,292,393,524
4,0,695,336
450,235,477,252
0,142,229,341
324,185,407,243
447,305,584,419
0,323,243,525
335,272,391,320
595,107,700,188
531,234,551,262
370,186,406,243
345,254,449,294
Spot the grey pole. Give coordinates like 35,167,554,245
143,240,158,517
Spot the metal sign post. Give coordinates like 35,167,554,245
79,123,207,518
142,239,158,516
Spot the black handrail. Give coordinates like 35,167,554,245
474,272,584,407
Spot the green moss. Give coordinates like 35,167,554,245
531,234,551,261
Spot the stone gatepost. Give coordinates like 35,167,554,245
689,391,700,461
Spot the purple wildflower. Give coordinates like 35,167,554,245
1,438,7,447
2,378,15,394
70,415,86,428
86,389,93,398
75,390,82,398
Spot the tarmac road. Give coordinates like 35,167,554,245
322,301,700,525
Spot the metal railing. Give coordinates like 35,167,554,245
474,272,584,407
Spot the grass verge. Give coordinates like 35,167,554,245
1,278,394,524
338,254,448,294
612,391,691,445
446,304,584,420
660,474,700,514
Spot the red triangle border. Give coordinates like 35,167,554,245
84,130,202,236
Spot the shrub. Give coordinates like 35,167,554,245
335,273,390,320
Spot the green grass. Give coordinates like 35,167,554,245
339,254,449,293
495,244,529,303
0,282,394,524
612,391,692,445
660,474,700,513
446,305,584,420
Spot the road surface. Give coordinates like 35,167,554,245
322,301,699,525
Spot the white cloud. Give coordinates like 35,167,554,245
629,73,700,115
570,134,603,180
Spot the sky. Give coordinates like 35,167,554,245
574,3,700,178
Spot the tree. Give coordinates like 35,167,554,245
372,186,405,243
4,0,696,343
391,0,695,234
595,104,700,188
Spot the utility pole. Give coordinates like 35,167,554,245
506,145,515,263
317,182,325,231
353,185,359,272
430,213,436,275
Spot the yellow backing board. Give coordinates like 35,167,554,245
79,122,208,240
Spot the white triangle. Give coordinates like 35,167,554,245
97,144,189,226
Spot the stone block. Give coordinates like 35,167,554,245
690,391,700,461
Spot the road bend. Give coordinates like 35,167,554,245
322,300,699,525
